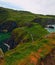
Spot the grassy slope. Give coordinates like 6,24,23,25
5,24,49,65
0,7,36,26
0,7,55,65
0,7,55,26
12,23,48,43
5,33,55,65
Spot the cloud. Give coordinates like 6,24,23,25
0,0,23,10
0,0,55,15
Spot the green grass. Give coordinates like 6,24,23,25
0,7,55,65
0,32,11,42
5,23,49,65
0,7,55,27
5,36,55,65
5,38,50,65
12,23,48,44
0,7,36,26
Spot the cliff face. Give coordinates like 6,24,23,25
33,17,55,27
0,20,17,32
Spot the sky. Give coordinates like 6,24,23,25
0,0,55,15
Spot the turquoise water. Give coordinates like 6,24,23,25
45,25,55,33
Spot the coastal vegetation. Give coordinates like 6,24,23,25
0,7,55,65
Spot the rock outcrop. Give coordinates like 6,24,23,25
0,20,18,32
32,17,55,27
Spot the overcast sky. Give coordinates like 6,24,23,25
0,0,55,15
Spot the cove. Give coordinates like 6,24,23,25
45,25,55,33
